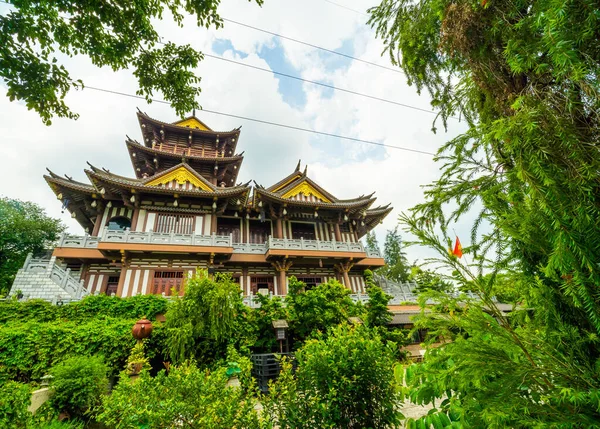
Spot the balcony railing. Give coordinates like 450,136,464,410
55,230,383,257
267,237,365,253
102,228,232,247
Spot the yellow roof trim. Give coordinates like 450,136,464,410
281,182,332,203
174,117,211,131
146,166,212,191
272,174,302,193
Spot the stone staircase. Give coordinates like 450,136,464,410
9,254,89,303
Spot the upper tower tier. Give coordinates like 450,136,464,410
131,111,243,186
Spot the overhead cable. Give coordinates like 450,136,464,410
84,85,436,156
221,18,402,74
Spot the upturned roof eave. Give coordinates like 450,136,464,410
137,111,241,138
86,169,250,198
255,188,375,210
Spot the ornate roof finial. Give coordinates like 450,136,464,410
303,164,308,176
192,108,196,117
295,159,301,172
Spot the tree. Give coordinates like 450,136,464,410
285,277,359,344
369,0,600,425
0,198,65,295
365,285,393,327
409,266,453,294
0,0,263,125
164,270,242,365
382,227,410,282
365,231,381,256
264,324,403,429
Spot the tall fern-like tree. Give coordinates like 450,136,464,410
370,0,600,425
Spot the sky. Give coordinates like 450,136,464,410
0,0,470,264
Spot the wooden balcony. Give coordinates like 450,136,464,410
54,230,383,259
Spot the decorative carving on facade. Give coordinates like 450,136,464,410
281,182,332,203
174,117,211,130
146,166,212,191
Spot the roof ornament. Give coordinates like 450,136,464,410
192,108,196,117
295,159,301,172
303,165,308,176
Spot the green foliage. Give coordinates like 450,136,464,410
49,355,108,418
0,198,64,295
0,318,136,383
0,381,31,429
0,0,263,124
369,0,600,424
365,285,393,327
409,266,453,294
365,231,381,255
98,361,262,429
285,277,360,343
0,294,169,324
164,270,242,364
381,227,411,282
265,324,403,429
246,294,287,352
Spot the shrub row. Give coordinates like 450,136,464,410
0,294,169,324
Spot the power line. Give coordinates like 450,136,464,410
203,53,437,116
222,18,402,75
322,0,369,16
84,85,436,156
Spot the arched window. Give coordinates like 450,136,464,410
107,216,131,231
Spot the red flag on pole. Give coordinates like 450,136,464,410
452,236,463,258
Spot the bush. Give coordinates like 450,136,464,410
49,356,108,418
98,360,262,429
265,324,403,429
0,294,169,324
0,381,31,428
286,277,360,343
0,318,137,383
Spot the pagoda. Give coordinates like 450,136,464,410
10,111,391,302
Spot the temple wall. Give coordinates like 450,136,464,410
82,258,366,298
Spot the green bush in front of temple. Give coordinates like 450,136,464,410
0,293,169,324
0,317,138,383
49,356,109,420
264,324,403,429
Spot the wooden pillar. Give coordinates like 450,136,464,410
278,269,287,296
92,213,103,236
333,223,342,241
275,218,283,238
130,208,140,231
342,270,351,290
116,250,128,297
211,213,218,235
335,261,354,290
272,259,292,296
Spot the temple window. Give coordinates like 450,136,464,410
152,271,184,295
107,216,131,231
154,213,195,234
291,222,316,240
104,276,120,296
339,223,351,233
217,217,242,243
248,219,271,244
295,276,323,290
250,276,274,295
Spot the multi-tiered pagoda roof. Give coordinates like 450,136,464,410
44,111,392,238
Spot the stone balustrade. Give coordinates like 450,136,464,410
55,230,383,257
